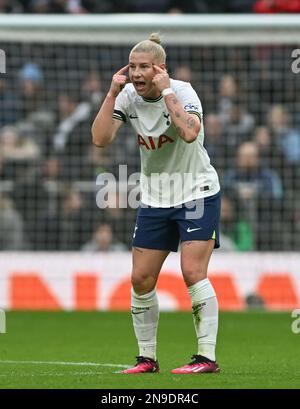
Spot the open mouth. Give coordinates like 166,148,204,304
134,81,146,91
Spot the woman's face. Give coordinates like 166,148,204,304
129,51,164,99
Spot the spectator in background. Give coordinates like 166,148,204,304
28,0,50,12
167,0,208,14
26,110,56,155
81,70,104,110
168,0,248,13
81,222,127,252
97,191,136,248
253,0,300,13
51,91,91,180
28,0,89,13
0,125,40,180
172,65,194,83
0,125,40,161
223,141,283,250
59,187,90,250
223,141,283,201
0,79,20,126
204,113,228,172
218,74,239,124
80,0,127,13
48,0,72,13
11,155,63,251
11,165,52,249
0,193,27,250
80,144,114,181
172,65,201,99
42,156,61,182
220,191,254,251
17,62,46,121
225,0,256,12
0,0,23,12
65,0,89,13
254,126,283,169
52,91,87,153
123,0,171,12
266,105,300,246
267,104,300,166
0,0,260,13
221,98,255,148
254,125,293,192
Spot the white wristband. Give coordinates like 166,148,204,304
161,88,174,97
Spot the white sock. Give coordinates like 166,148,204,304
131,288,159,361
188,278,219,362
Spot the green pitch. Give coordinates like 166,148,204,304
0,311,299,389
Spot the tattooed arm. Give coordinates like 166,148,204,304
163,93,200,143
152,64,201,143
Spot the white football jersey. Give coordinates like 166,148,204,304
114,79,220,207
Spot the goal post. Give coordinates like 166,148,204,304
0,14,300,44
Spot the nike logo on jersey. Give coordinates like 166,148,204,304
129,114,138,119
187,227,202,233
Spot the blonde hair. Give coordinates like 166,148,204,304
130,33,166,64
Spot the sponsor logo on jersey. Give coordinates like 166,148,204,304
184,103,200,112
137,134,174,150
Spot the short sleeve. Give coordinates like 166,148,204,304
113,89,128,122
176,83,203,121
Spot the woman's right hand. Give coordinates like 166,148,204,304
108,64,129,97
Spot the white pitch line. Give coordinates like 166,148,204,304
0,360,129,368
0,371,105,377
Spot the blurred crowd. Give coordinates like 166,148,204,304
0,42,300,252
1,0,300,14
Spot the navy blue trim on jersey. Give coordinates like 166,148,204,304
132,191,221,252
113,109,126,122
142,95,163,103
186,110,202,121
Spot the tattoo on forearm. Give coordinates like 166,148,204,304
187,117,195,129
175,125,185,138
171,96,178,105
175,111,181,118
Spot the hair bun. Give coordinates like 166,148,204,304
149,33,162,45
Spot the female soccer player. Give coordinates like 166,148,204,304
92,33,221,374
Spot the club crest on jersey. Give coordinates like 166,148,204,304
137,134,174,150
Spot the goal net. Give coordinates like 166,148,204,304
0,14,299,253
